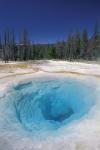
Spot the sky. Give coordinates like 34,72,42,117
0,0,100,43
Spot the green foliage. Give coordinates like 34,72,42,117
0,23,100,62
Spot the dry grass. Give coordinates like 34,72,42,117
0,63,29,69
0,62,39,80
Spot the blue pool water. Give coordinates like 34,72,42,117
0,77,95,135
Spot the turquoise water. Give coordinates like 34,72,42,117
0,77,95,135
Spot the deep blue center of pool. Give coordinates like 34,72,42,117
10,77,94,132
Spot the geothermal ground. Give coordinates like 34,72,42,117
0,60,100,150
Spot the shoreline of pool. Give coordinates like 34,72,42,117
0,60,100,93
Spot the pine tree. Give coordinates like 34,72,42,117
75,32,81,59
20,29,29,60
80,29,88,59
88,21,100,60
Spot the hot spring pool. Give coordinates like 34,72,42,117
0,76,95,137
